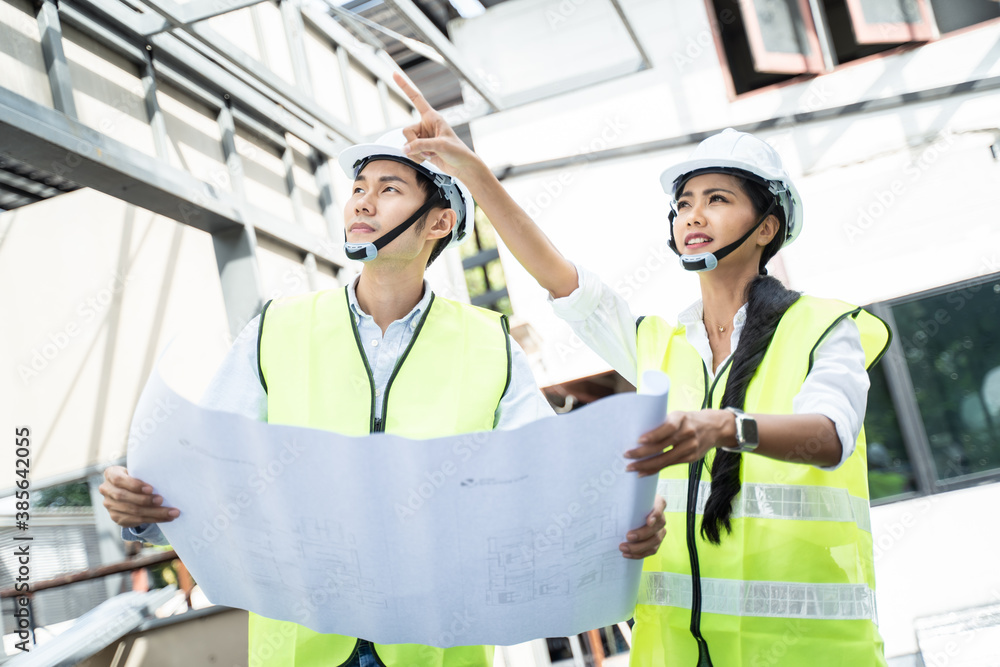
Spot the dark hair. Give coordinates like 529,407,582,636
738,177,785,275
411,171,452,268
700,177,800,545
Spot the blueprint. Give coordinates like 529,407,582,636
127,370,667,647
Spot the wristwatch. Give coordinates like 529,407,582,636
722,407,759,453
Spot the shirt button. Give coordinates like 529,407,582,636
371,339,379,347
409,319,418,329
375,388,382,397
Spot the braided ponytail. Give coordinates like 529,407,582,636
699,178,800,545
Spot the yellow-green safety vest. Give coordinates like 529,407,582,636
631,295,891,667
252,287,510,667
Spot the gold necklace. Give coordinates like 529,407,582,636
704,316,727,333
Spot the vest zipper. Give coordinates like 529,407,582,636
346,293,378,434
685,356,734,666
376,295,435,435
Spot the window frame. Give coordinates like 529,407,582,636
740,0,826,74
705,0,998,99
869,271,1000,503
844,0,938,44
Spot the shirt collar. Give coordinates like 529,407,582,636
346,275,433,327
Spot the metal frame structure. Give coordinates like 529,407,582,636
2,0,426,336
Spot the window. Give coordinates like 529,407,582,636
820,0,935,64
709,0,996,95
891,275,1000,484
928,0,1000,34
461,206,512,316
711,0,823,94
863,272,1000,503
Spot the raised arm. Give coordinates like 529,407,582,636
394,73,579,298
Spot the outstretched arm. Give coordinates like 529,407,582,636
394,73,579,299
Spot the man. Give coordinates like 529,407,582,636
101,113,667,666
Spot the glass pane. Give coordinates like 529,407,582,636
864,366,917,500
485,259,507,290
892,276,1000,482
464,267,486,297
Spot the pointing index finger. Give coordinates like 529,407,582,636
393,72,432,115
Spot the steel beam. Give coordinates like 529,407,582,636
133,0,365,143
142,0,271,35
0,87,342,269
312,150,341,240
495,74,1000,180
337,42,360,129
60,0,346,158
377,78,392,128
141,49,171,160
380,0,505,111
324,1,445,66
213,103,264,338
607,0,652,70
280,0,314,96
36,0,78,117
300,1,418,109
283,140,306,228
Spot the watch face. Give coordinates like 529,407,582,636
742,417,759,446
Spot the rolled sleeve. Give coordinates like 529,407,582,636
792,318,870,471
121,523,169,546
199,315,268,421
549,263,640,385
495,338,555,430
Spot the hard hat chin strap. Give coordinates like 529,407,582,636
673,198,777,273
344,193,444,262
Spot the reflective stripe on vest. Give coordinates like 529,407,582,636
657,479,872,533
638,572,877,622
252,287,507,667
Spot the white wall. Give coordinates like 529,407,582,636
871,487,1000,657
1,190,232,486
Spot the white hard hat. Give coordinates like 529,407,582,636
338,129,474,249
659,128,802,247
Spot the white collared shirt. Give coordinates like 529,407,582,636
550,264,870,470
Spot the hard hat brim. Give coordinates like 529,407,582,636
660,157,787,196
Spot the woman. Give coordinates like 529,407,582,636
395,75,890,665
